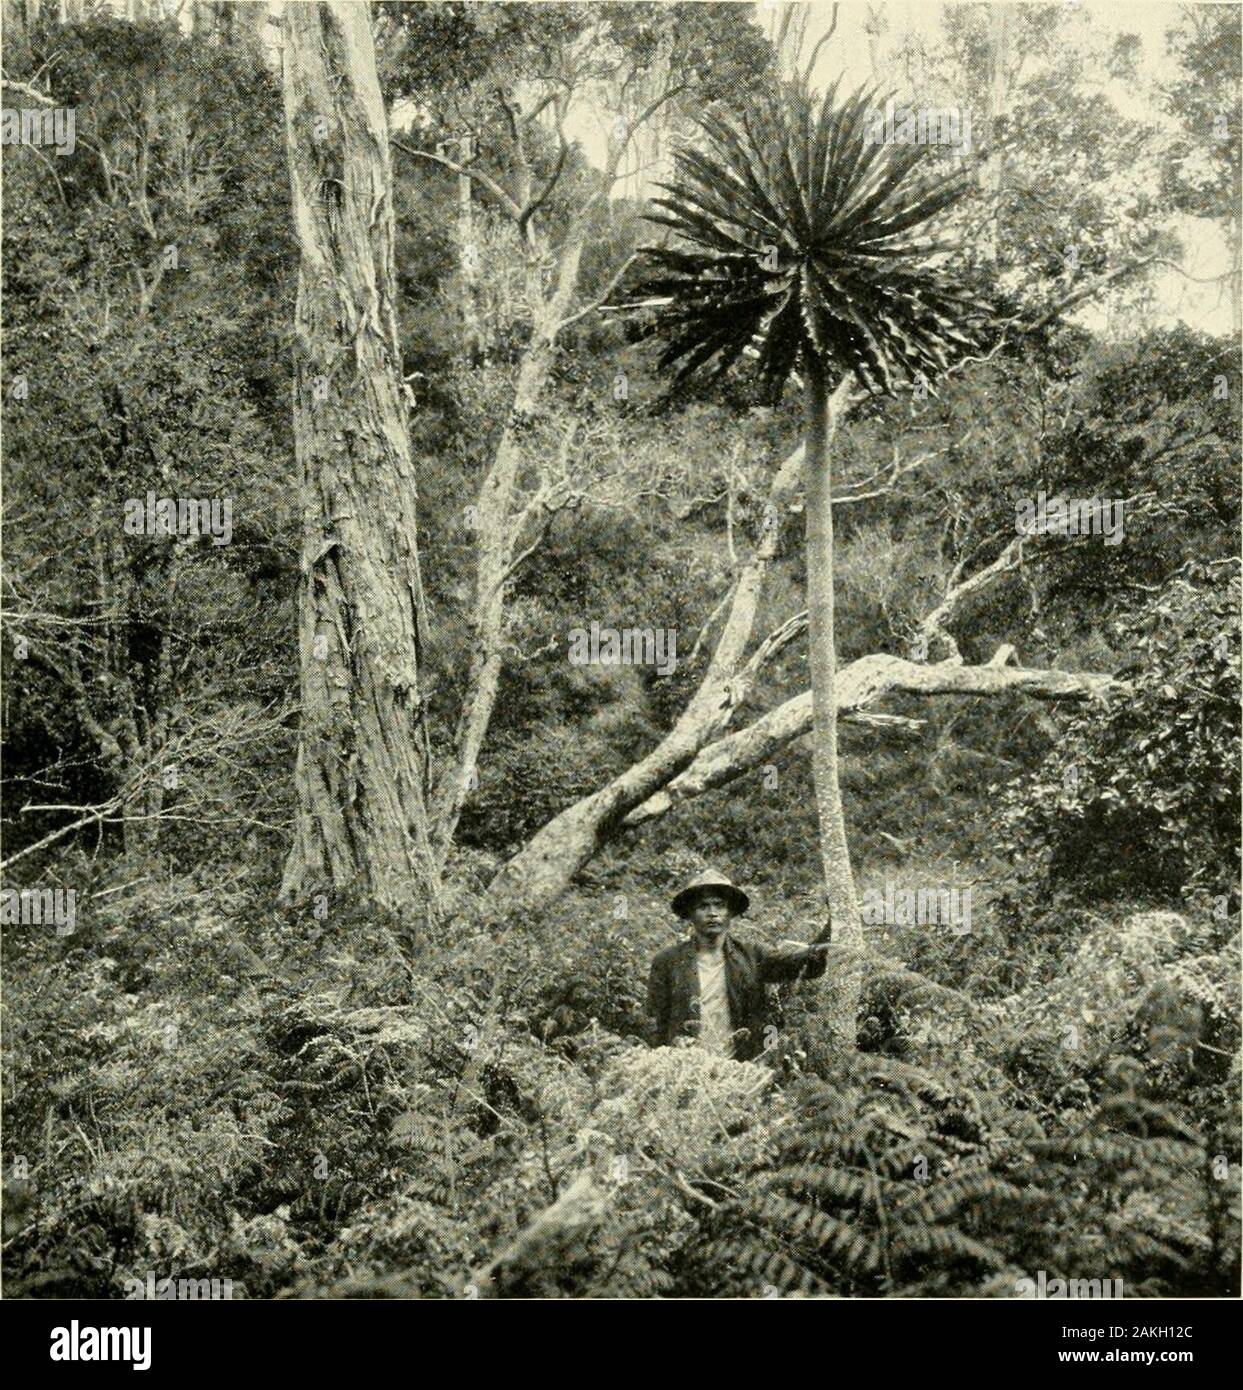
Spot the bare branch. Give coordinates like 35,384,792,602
741,609,808,681
558,253,639,331
0,77,57,106
625,653,1126,829
518,130,569,240
1022,255,1160,334
836,440,958,505
0,798,124,872
391,138,524,223
802,3,841,85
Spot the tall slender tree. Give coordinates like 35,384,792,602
279,0,439,915
638,79,987,1045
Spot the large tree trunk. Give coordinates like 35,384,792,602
278,0,438,915
803,363,862,1049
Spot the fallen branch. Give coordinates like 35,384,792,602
624,651,1125,828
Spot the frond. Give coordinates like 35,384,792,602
635,78,989,400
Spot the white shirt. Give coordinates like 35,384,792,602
696,945,734,1058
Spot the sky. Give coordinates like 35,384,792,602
800,0,1191,98
784,0,1238,335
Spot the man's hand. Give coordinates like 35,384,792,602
776,922,832,956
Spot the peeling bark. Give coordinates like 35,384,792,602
278,0,438,914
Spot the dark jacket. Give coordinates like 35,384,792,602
646,932,828,1062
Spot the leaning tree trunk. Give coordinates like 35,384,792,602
804,362,863,1049
279,0,439,915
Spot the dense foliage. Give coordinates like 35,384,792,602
2,3,1239,1299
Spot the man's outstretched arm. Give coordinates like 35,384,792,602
756,919,832,983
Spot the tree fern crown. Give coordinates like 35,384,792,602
640,80,988,397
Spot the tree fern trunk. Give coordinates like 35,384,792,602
804,362,862,1049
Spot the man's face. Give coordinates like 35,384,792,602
689,891,734,945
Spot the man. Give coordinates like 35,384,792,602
646,869,832,1063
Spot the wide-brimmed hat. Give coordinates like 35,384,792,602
671,869,750,919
